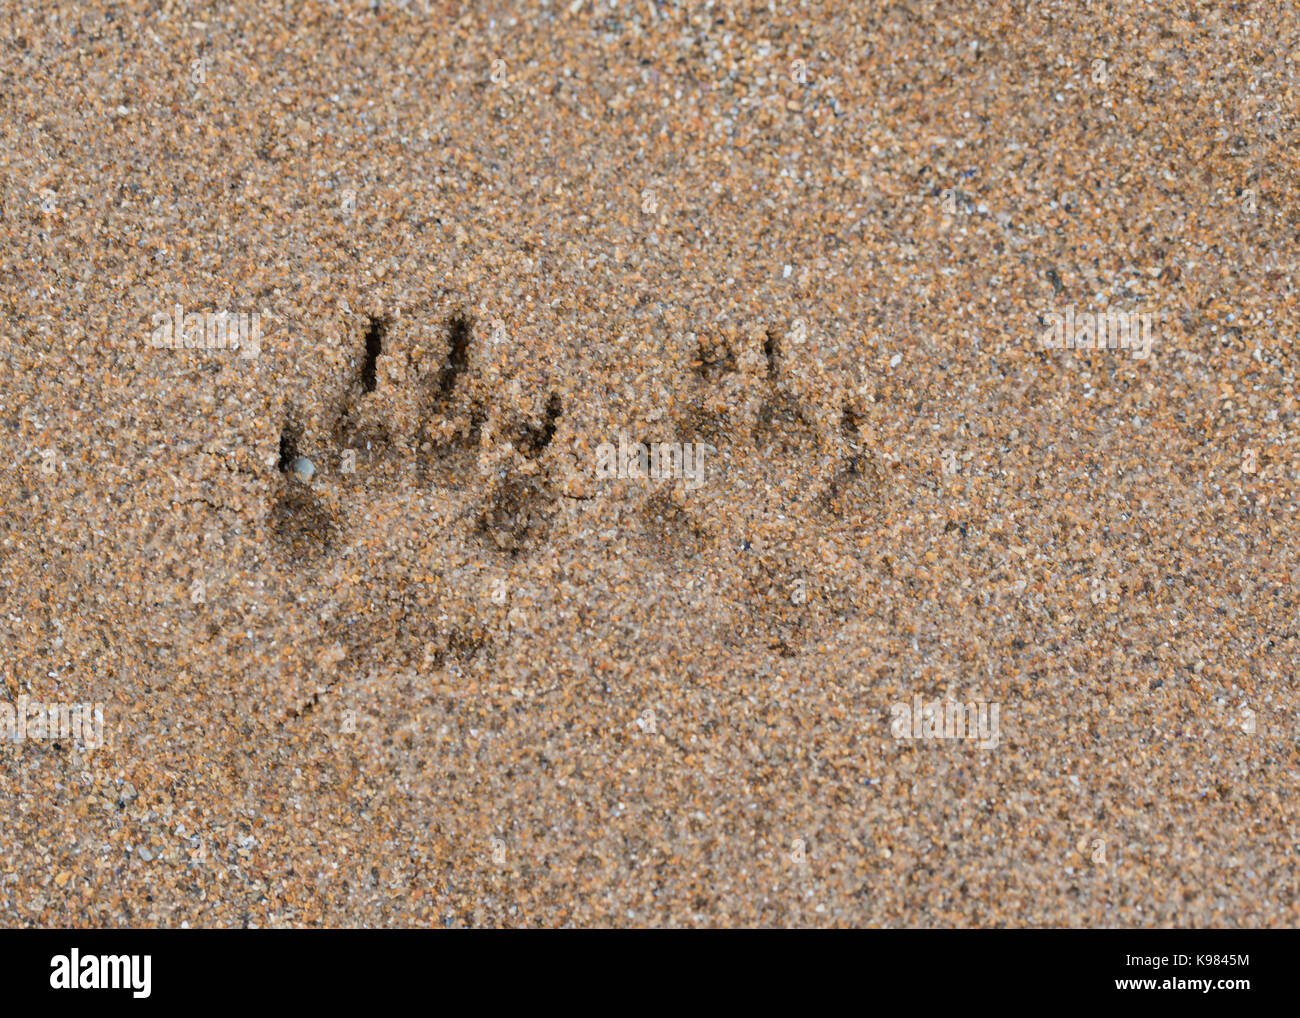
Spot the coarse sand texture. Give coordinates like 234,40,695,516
0,1,1298,927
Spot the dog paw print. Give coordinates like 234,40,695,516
266,306,573,722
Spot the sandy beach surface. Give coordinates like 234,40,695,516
1,0,1297,927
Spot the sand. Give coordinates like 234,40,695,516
0,0,1297,927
